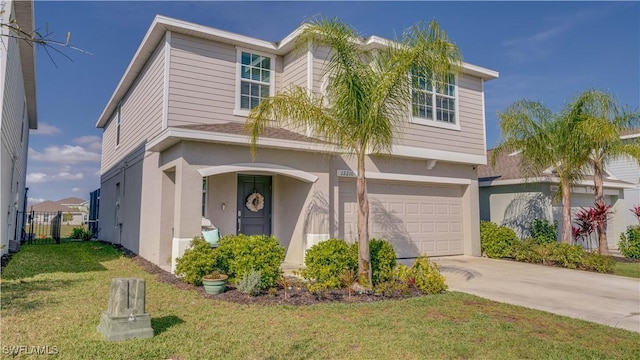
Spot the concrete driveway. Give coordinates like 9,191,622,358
430,256,640,333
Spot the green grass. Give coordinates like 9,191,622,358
613,261,640,278
2,242,639,359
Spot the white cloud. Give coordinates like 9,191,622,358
56,172,84,180
27,170,84,184
73,135,101,144
32,122,61,136
26,172,49,184
72,187,82,193
29,145,100,164
27,197,45,205
72,136,102,152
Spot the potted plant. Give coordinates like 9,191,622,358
202,270,228,295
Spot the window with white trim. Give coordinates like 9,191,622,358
238,51,273,110
115,103,122,147
411,70,457,126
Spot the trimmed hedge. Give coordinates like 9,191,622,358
480,221,518,258
216,234,285,289
175,237,218,286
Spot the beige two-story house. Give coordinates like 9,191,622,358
96,16,498,272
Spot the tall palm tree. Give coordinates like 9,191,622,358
569,89,640,255
245,18,462,285
492,100,590,244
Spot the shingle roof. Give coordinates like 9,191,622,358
30,201,76,213
620,127,640,138
478,150,524,181
56,197,86,205
479,149,632,186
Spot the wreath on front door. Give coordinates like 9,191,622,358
245,192,265,212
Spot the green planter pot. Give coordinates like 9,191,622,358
202,275,228,295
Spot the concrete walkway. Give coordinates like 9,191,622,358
430,256,640,333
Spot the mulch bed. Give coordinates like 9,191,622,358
105,243,423,306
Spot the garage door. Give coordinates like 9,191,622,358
339,180,464,257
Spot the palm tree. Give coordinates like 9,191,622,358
245,18,462,285
569,89,640,255
492,100,590,244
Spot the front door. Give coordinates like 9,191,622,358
237,175,272,236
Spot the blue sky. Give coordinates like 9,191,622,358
27,1,639,203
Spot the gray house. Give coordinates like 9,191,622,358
0,0,37,254
479,150,632,249
96,16,498,272
606,129,640,227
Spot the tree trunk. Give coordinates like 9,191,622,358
561,181,573,244
593,160,609,255
356,151,371,286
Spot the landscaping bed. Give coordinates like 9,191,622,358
130,249,423,306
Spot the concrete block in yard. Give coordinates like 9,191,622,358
97,278,153,341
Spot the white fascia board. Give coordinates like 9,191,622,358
381,145,487,165
145,128,342,154
96,15,166,128
479,177,635,189
621,133,640,140
363,37,498,80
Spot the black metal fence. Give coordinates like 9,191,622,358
20,211,62,244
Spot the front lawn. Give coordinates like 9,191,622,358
614,261,640,278
2,242,639,359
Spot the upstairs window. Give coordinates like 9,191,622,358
236,50,274,113
411,70,458,128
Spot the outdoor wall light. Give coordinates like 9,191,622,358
221,203,226,211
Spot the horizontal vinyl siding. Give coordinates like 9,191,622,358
101,41,165,173
168,33,241,127
312,47,331,93
1,34,25,161
607,159,640,184
280,51,307,90
400,73,485,156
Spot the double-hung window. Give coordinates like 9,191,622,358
411,70,458,129
236,50,274,113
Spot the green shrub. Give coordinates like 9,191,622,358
409,256,447,294
237,269,262,296
175,237,218,285
581,252,615,273
513,239,542,263
70,227,92,241
301,239,357,290
618,226,640,259
480,221,518,258
216,234,285,289
529,219,557,244
351,238,398,285
550,243,584,269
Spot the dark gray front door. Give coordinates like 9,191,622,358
237,175,272,235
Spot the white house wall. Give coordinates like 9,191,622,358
0,1,31,254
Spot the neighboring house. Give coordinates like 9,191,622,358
606,128,640,227
96,16,498,272
29,197,88,225
0,0,37,255
478,150,633,249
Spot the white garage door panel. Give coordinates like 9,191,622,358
340,181,464,257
